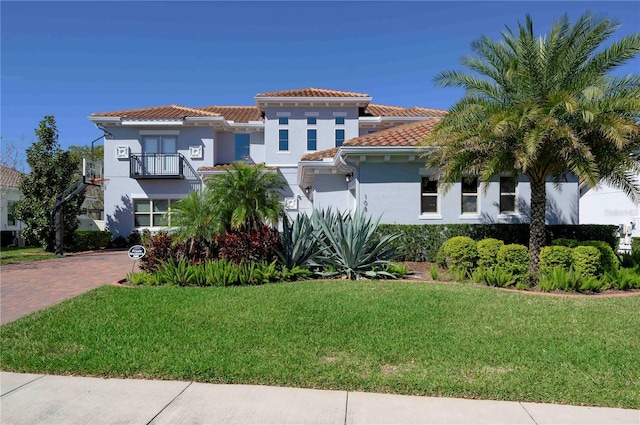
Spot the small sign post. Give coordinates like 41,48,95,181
128,245,146,273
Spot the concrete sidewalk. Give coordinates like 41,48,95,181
1,372,638,425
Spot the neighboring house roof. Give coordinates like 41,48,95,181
196,106,263,123
363,104,447,118
255,88,370,98
0,165,25,188
91,105,222,119
300,119,441,162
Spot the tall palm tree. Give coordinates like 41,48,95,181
206,163,286,233
423,12,640,279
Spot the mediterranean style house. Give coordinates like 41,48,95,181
88,88,579,238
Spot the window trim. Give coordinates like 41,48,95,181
133,198,178,228
461,176,480,215
335,129,345,147
279,129,289,151
420,176,440,217
499,176,518,214
307,129,317,151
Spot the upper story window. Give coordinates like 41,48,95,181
421,177,439,214
142,135,177,155
7,201,16,226
335,117,345,125
307,129,317,151
307,117,316,125
279,129,289,151
234,134,250,162
134,199,177,227
278,117,289,125
335,129,345,147
500,176,517,213
461,177,479,214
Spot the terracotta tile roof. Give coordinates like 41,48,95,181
363,104,447,118
196,106,262,123
0,165,25,188
300,147,340,162
91,105,221,119
256,88,370,98
344,119,441,147
197,163,276,172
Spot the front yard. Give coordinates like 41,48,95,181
1,281,638,408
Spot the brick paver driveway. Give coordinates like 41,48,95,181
1,250,135,325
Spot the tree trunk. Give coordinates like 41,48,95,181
528,177,547,282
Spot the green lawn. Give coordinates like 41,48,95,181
1,281,638,408
0,246,57,264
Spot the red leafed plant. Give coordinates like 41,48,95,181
216,225,281,264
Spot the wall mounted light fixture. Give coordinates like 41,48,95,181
305,186,312,194
345,173,353,183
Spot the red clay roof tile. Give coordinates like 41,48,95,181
196,106,262,123
256,88,370,98
91,105,221,120
344,119,441,147
300,147,341,162
363,104,447,118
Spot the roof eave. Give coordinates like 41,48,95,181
256,96,372,110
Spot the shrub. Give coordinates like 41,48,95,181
477,238,504,268
386,262,409,278
602,267,640,290
139,232,186,272
429,264,439,280
374,224,618,262
539,246,573,272
551,238,580,248
313,209,400,280
497,244,529,285
69,230,112,252
278,213,321,269
435,245,447,268
216,225,281,265
473,266,516,288
571,246,601,278
579,241,619,274
111,235,128,249
442,236,477,275
128,230,142,247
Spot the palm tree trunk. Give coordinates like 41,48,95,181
529,178,547,281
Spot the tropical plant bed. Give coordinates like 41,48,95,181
1,281,638,408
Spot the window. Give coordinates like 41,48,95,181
278,117,288,125
500,176,517,213
461,177,479,214
234,134,250,161
7,201,16,226
307,117,316,125
368,130,378,134
134,199,177,227
279,129,289,151
421,177,438,214
335,117,345,125
142,135,178,174
307,129,317,151
335,129,345,147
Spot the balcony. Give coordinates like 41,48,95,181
130,153,185,179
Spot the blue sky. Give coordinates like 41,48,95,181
2,1,639,157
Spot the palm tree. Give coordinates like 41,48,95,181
423,12,640,279
170,190,219,258
206,163,286,233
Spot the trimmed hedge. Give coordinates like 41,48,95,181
442,236,477,273
572,246,601,277
376,224,617,262
69,230,112,252
477,238,504,268
540,246,573,272
497,244,529,279
579,241,619,274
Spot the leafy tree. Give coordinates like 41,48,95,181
206,163,285,233
423,12,640,280
15,116,84,250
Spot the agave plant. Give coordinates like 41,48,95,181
311,208,400,280
278,213,323,269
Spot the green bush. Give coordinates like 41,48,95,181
375,224,617,262
539,246,573,272
579,241,619,274
435,245,447,268
477,238,504,268
551,238,580,248
69,230,112,252
473,266,515,287
442,236,477,275
497,244,529,285
571,246,601,278
602,267,640,290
